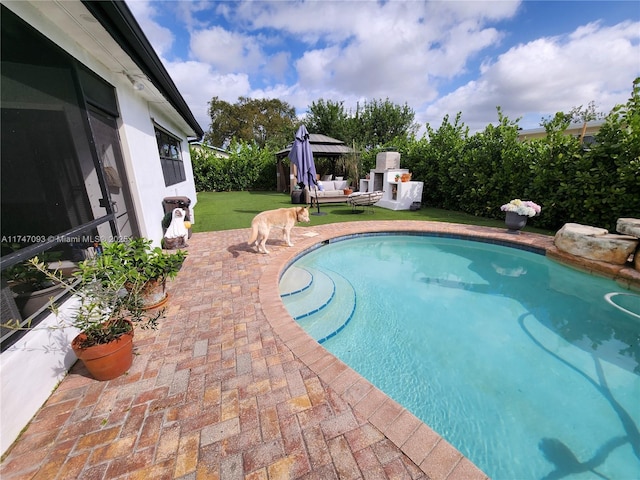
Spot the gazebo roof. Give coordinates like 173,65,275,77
276,133,356,159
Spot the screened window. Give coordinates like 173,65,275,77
155,127,185,186
0,6,125,348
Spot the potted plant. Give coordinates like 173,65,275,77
500,199,541,233
4,254,162,380
96,238,187,309
1,249,73,318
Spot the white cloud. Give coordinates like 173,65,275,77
190,27,264,73
263,51,291,82
422,20,640,133
173,0,211,31
161,59,251,131
125,0,175,57
127,0,638,141
281,1,517,113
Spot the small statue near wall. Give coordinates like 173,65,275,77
163,208,189,249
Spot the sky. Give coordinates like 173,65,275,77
126,0,640,141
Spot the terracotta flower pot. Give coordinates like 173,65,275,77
126,278,169,310
140,278,169,309
71,328,134,380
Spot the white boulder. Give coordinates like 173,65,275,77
554,223,638,265
616,218,640,237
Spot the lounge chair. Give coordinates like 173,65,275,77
347,191,383,213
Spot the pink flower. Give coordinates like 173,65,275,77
500,199,541,217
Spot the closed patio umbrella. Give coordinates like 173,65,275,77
288,125,326,216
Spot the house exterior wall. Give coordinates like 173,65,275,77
4,0,198,245
1,303,80,455
1,1,199,455
117,91,198,240
517,121,604,141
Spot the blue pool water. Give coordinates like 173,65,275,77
279,234,640,480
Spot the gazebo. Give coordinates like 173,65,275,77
275,133,358,192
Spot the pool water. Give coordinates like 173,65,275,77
280,235,640,480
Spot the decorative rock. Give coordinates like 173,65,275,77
617,218,640,237
616,218,640,272
554,223,638,265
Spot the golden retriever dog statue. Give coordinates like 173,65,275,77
248,207,310,254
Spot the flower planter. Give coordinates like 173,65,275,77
140,278,168,309
505,212,528,234
14,283,65,318
126,278,169,310
71,328,134,380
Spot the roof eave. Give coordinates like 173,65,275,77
81,0,204,139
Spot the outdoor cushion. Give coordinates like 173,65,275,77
315,190,344,197
318,180,348,191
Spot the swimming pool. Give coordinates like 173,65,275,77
279,234,640,480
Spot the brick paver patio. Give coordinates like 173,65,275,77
2,220,637,479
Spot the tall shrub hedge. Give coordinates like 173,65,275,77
398,79,640,232
193,78,639,232
191,139,277,191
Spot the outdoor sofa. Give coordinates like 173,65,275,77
303,179,352,206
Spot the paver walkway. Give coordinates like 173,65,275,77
2,220,636,479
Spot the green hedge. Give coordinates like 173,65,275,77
193,78,640,232
396,79,640,232
191,139,277,192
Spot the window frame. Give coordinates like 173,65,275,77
155,125,186,186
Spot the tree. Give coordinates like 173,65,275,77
304,99,351,141
204,97,297,149
568,101,605,144
304,97,418,151
355,98,418,148
541,101,605,144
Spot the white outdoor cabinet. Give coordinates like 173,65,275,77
361,168,423,211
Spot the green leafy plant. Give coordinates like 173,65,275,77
91,238,187,287
1,247,63,291
2,237,185,347
3,254,161,348
191,140,276,192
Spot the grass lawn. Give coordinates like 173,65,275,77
192,191,554,235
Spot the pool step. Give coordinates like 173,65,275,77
281,267,335,319
279,266,313,297
281,267,356,343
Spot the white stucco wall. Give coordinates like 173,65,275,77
117,96,197,244
0,299,80,455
